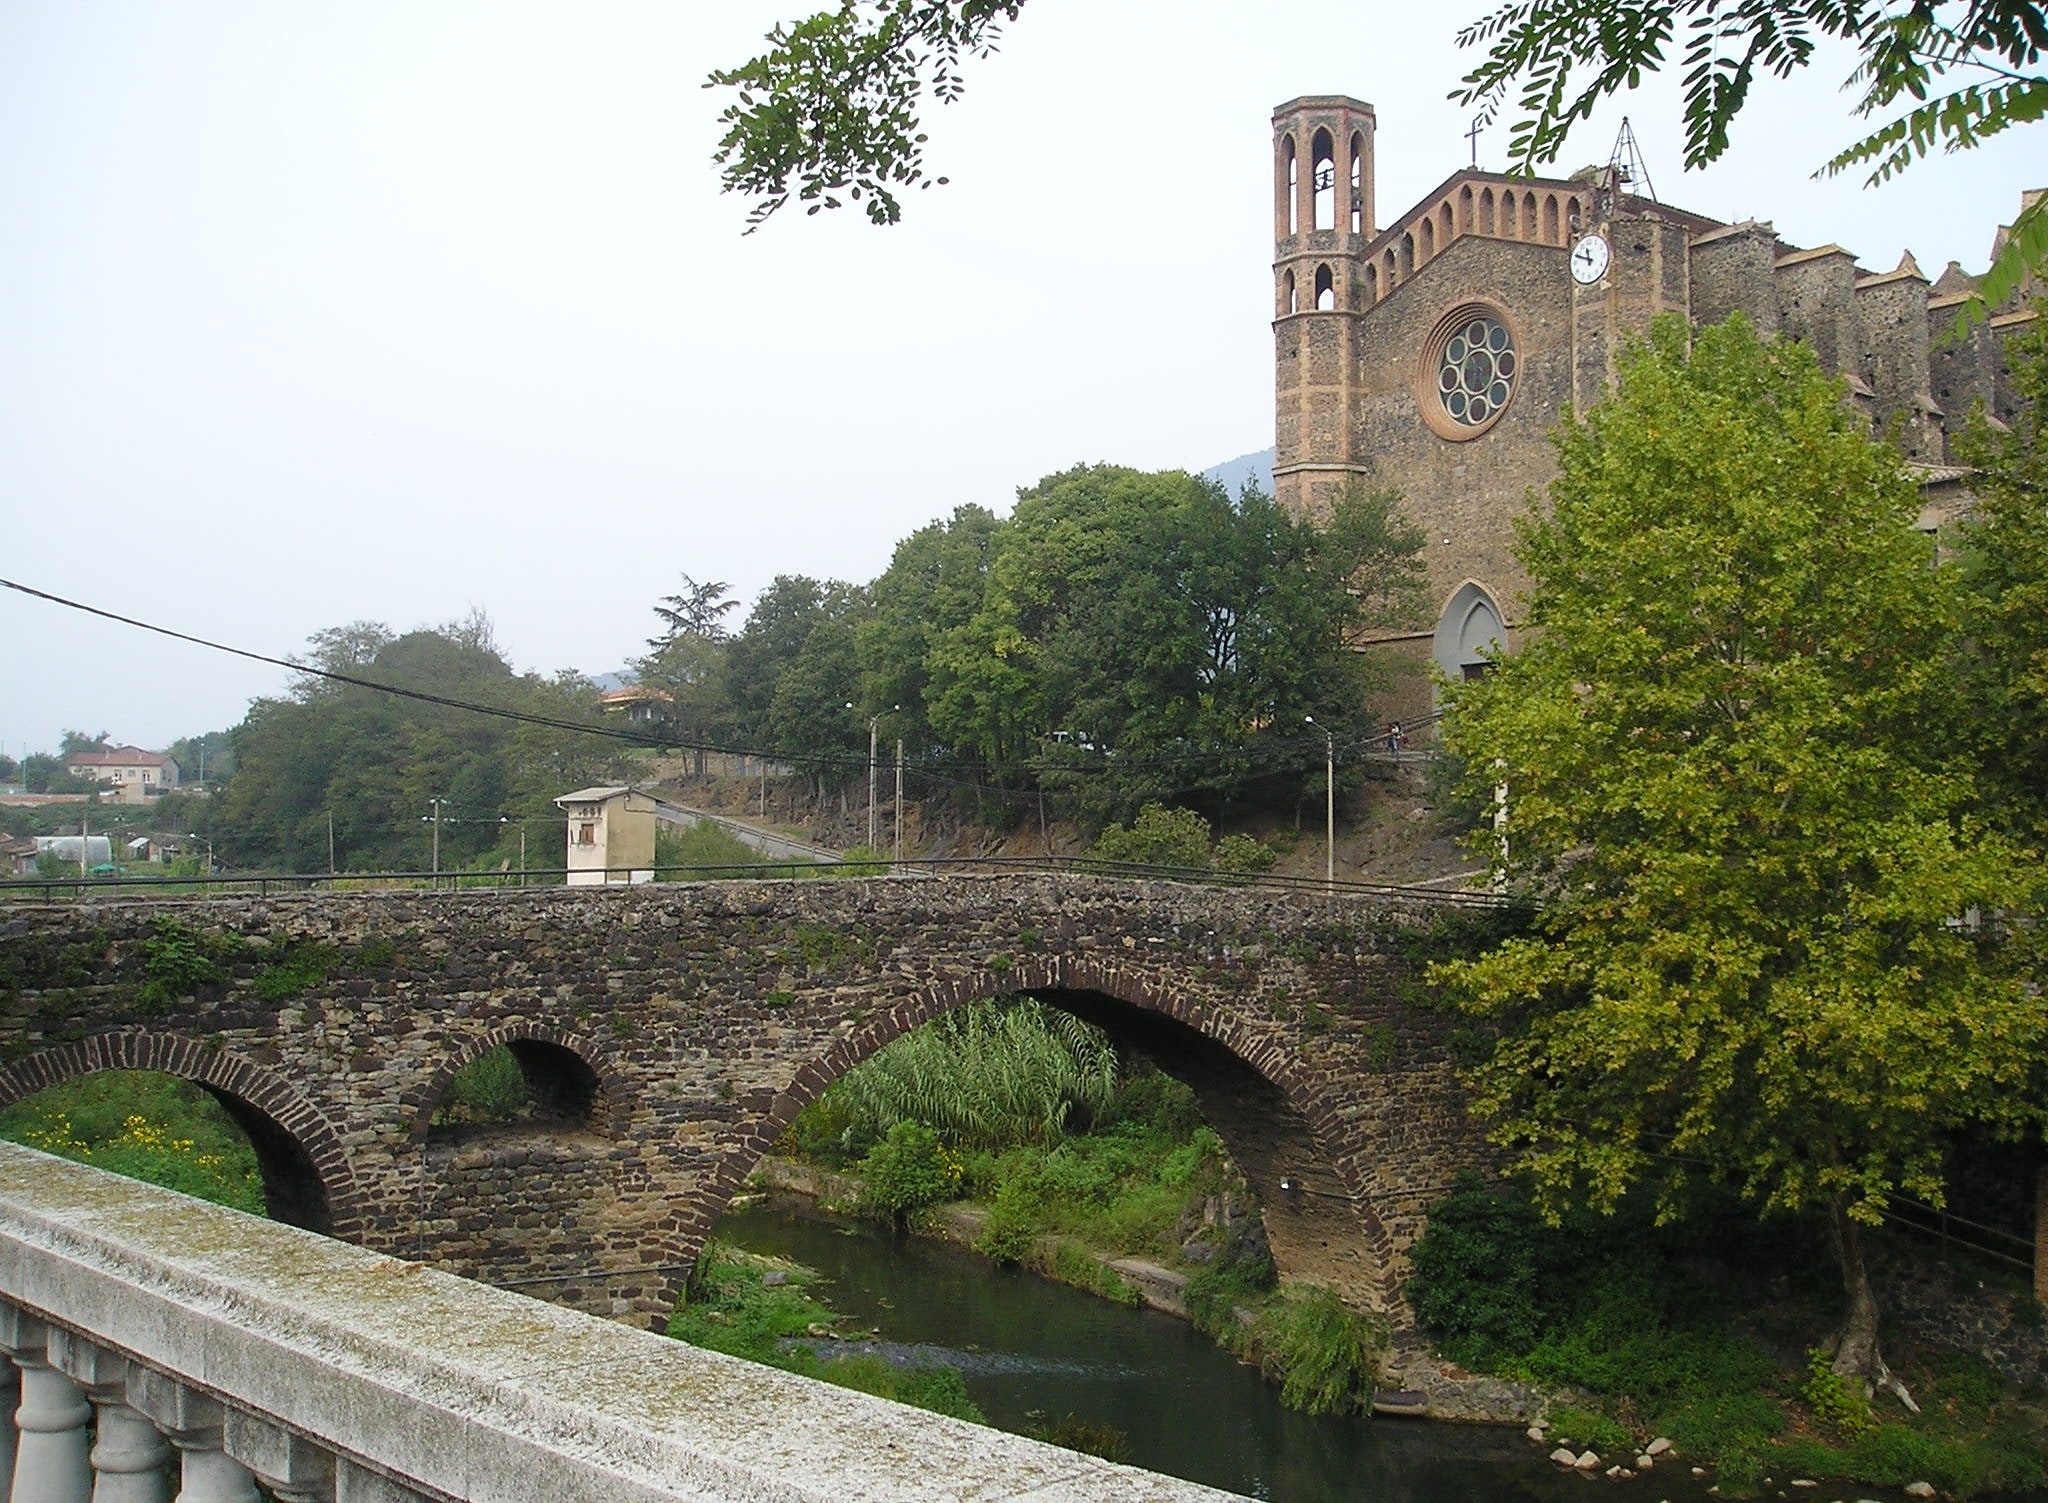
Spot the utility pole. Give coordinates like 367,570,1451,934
327,811,336,877
866,705,898,854
80,807,90,881
1306,717,1334,892
428,798,444,885
893,738,904,867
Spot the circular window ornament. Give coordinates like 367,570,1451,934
1418,304,1520,440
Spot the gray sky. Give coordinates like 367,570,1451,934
2,0,2039,760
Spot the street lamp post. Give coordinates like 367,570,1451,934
1306,717,1334,892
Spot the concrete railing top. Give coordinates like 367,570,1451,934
0,1143,1243,1503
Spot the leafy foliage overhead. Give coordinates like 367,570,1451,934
708,3,2042,323
1454,0,2046,327
708,0,1023,228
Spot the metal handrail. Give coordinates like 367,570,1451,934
0,854,1509,906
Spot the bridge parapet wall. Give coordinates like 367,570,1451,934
0,1141,1243,1502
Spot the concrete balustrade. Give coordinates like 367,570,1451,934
0,1143,1243,1503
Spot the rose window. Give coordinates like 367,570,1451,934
1436,314,1516,428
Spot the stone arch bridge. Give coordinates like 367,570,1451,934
0,876,1505,1332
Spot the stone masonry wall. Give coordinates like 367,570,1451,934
0,877,1504,1333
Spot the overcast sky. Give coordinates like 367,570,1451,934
2,0,2039,760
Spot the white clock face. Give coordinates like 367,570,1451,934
1570,232,1611,285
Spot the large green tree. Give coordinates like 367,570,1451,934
634,574,739,775
922,466,1424,822
724,576,872,789
1957,308,2048,847
210,614,627,873
1430,314,2044,1399
708,2,2043,319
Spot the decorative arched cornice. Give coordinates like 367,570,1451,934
0,1031,366,1237
405,1022,627,1143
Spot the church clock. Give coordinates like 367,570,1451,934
1569,231,1611,284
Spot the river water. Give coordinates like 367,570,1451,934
718,1197,1736,1503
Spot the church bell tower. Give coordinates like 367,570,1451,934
1272,96,1376,522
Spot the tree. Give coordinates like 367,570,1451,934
635,574,739,774
1429,314,2045,1400
58,729,111,759
922,466,1424,822
857,503,1001,755
1956,307,2048,846
212,617,628,873
724,576,871,792
709,3,2044,317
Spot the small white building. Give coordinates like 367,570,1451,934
552,786,657,886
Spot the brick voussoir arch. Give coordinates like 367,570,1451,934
693,952,1399,1300
405,1022,627,1143
0,1030,366,1236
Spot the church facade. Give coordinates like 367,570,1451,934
1270,95,2039,708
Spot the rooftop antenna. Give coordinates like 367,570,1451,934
1608,117,1657,203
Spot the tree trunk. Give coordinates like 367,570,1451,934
1827,1196,1919,1412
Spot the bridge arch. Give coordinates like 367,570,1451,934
693,954,1401,1315
0,1033,363,1238
408,1024,626,1143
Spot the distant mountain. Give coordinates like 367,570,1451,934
589,670,635,692
1200,447,1274,498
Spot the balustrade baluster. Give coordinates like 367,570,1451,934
0,1356,19,1503
89,1401,171,1503
13,1353,93,1503
169,1431,259,1503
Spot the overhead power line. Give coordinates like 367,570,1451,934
2,576,1432,785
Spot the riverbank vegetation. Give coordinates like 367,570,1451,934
761,996,1388,1417
1411,1176,2046,1497
667,1241,984,1422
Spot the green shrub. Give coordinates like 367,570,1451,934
972,1206,1035,1264
1844,1425,1985,1495
856,1121,962,1225
137,917,235,1009
1802,1345,1875,1438
1213,833,1278,873
1088,804,1213,870
252,942,336,1002
1661,1390,1785,1460
435,1048,530,1124
1546,1405,1632,1455
1028,1415,1132,1462
1253,1288,1386,1416
653,822,764,879
1406,1177,1553,1364
1184,1249,1277,1341
825,998,1117,1152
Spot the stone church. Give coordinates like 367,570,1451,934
1269,95,2040,711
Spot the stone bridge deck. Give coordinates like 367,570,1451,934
0,874,1507,1328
